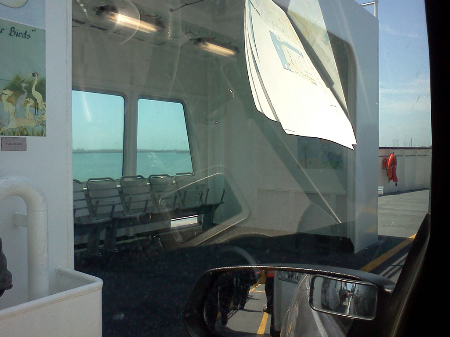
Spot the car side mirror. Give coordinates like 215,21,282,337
183,266,393,337
309,275,378,320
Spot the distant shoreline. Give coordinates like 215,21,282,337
73,149,190,154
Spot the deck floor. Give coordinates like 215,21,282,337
75,189,429,336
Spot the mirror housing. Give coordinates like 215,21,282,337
183,265,395,337
309,275,378,320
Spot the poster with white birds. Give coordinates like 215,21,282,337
0,18,46,136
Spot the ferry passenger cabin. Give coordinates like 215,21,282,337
71,0,378,254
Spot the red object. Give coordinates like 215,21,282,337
385,153,398,185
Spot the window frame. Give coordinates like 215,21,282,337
71,88,127,180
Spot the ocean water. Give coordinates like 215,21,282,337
73,151,193,181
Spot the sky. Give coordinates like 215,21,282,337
355,0,431,147
72,91,125,150
137,99,190,151
72,0,432,150
0,0,45,29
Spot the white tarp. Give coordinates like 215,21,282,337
287,0,348,110
244,0,356,149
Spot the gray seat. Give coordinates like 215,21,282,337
149,174,225,229
86,177,137,251
174,173,225,229
148,174,179,215
119,175,155,224
197,187,225,230
174,173,204,214
73,179,111,255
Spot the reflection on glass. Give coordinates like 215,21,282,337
310,276,377,320
204,269,262,334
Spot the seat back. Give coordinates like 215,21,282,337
149,174,175,194
149,174,179,211
86,177,124,218
174,173,203,209
203,188,225,205
120,175,155,215
73,179,92,223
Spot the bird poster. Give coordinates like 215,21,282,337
0,18,46,136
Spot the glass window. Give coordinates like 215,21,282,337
70,0,431,335
72,90,124,181
137,98,192,176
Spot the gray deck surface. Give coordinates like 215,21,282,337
375,189,429,282
378,189,429,238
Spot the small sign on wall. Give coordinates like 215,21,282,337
1,136,27,151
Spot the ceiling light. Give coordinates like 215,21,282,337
95,5,164,34
194,38,239,57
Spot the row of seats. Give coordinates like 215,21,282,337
73,174,225,255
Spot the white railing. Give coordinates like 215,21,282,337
0,176,49,300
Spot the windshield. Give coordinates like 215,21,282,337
70,0,430,335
